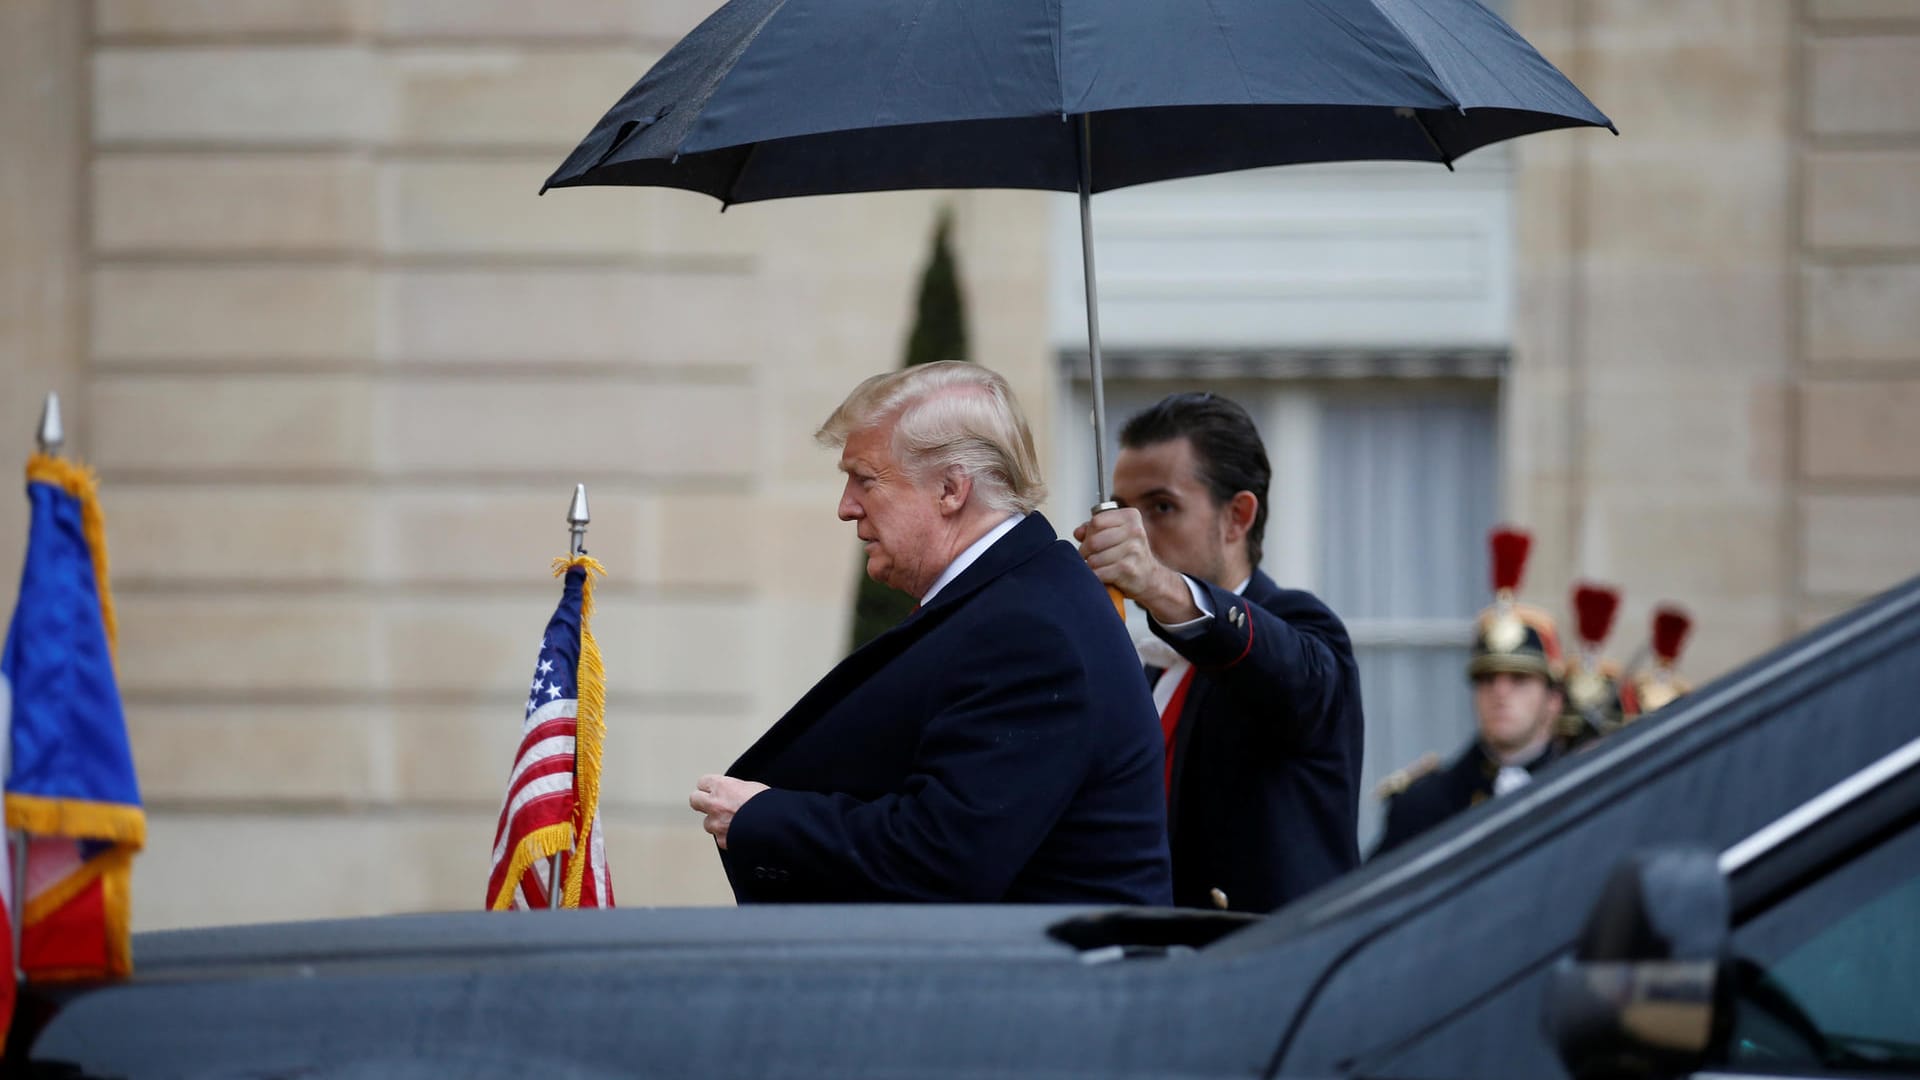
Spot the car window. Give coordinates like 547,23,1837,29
1720,816,1920,1074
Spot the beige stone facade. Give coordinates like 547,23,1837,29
1,2,1916,929
1510,0,1920,674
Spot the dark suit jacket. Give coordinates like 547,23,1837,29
1373,738,1560,857
722,513,1173,905
1150,571,1363,913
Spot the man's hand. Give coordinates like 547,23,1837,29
689,774,769,850
1074,506,1202,625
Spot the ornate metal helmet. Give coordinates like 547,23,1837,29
1624,605,1694,718
1467,526,1563,683
1560,581,1626,741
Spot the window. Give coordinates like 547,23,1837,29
1722,817,1920,1073
1317,386,1499,847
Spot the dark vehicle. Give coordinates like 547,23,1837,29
1549,732,1920,1079
15,578,1920,1079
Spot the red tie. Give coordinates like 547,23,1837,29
1158,666,1197,800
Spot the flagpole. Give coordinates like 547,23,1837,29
12,393,63,978
546,483,591,909
35,392,62,458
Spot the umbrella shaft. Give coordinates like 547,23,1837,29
1077,114,1112,505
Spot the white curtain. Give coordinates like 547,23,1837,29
1316,389,1498,849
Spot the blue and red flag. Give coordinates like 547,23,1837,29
486,556,613,910
2,453,144,979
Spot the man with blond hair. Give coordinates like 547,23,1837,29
690,362,1172,904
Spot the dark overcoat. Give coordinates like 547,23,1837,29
1153,570,1364,912
724,513,1173,905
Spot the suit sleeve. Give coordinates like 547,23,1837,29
722,616,1095,902
1149,576,1351,748
1372,795,1417,857
1371,777,1441,858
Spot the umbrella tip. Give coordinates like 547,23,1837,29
36,391,63,455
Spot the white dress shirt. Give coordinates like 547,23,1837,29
919,513,1024,606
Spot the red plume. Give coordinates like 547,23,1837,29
1572,582,1620,646
1489,526,1531,594
1652,605,1692,664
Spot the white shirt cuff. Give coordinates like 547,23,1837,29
1153,574,1214,638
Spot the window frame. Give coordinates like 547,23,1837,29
1710,740,1920,1076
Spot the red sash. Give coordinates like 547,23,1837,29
1158,666,1197,799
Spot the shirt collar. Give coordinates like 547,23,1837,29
920,513,1023,606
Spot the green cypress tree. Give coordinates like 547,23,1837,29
848,208,969,651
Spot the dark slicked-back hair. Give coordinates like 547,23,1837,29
1119,392,1272,568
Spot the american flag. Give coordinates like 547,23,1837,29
487,562,613,910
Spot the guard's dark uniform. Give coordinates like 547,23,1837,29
1373,738,1559,855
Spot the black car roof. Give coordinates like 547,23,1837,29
1249,572,1920,1078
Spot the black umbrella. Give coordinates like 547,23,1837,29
544,0,1612,541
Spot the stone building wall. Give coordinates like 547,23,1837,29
1509,0,1920,679
1795,0,1920,629
1508,0,1797,680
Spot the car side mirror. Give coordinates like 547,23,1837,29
1545,848,1731,1080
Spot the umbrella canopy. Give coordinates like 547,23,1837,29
542,0,1613,202
542,0,1612,569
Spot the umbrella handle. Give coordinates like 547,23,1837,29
1091,500,1127,621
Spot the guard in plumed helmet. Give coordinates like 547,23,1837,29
1559,581,1627,748
1622,604,1693,720
1373,526,1567,856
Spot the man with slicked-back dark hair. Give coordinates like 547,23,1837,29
1076,392,1363,912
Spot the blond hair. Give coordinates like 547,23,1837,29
816,362,1046,514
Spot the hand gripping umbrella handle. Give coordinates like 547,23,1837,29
1092,500,1126,621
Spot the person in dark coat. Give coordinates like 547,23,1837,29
689,362,1172,905
1374,526,1567,856
1075,393,1364,913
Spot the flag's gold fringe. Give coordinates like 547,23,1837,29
25,452,117,656
553,555,607,908
6,794,146,848
488,821,574,912
103,847,133,976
